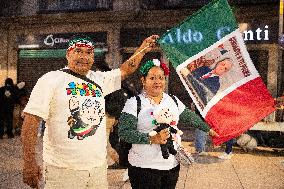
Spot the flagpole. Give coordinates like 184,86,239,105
127,45,150,62
279,0,284,96
279,0,284,39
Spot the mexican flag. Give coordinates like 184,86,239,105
157,0,275,145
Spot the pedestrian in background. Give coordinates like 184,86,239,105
0,78,18,139
13,81,28,136
190,103,209,156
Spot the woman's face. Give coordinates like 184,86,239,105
142,66,166,97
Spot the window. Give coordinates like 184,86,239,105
140,0,278,10
39,0,112,13
0,0,23,17
140,0,209,10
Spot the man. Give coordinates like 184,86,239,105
21,34,158,188
0,78,18,139
181,57,233,105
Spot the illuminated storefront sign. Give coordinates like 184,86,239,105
160,25,273,44
44,34,69,47
243,25,269,41
162,28,203,44
17,32,107,49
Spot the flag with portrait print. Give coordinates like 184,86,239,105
157,0,275,145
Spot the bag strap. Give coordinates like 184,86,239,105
169,94,178,107
135,95,141,117
60,68,102,92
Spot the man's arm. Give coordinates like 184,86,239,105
21,113,42,188
120,35,159,81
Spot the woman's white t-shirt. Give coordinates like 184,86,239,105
122,92,185,170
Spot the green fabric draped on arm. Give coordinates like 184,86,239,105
118,112,150,144
179,107,210,132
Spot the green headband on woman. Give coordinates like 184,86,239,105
140,59,170,76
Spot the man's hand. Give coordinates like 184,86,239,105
208,129,219,137
138,35,159,54
120,35,159,80
149,128,170,144
180,68,190,77
23,161,41,188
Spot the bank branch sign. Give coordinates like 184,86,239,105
43,34,69,47
17,32,107,49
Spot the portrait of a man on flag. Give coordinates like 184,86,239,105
179,35,255,108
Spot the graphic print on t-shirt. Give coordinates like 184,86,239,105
66,81,102,97
66,82,104,140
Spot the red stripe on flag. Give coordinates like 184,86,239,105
205,77,275,145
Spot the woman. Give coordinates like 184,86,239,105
118,59,218,189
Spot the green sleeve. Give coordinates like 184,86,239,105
118,112,150,144
179,107,210,132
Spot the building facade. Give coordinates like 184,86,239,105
0,0,282,122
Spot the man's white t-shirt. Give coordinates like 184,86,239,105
24,68,121,170
122,93,185,170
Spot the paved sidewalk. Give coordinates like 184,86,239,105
0,136,283,189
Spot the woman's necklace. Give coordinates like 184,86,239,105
142,91,163,105
142,91,163,127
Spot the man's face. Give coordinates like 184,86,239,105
66,46,94,75
214,59,232,76
180,68,190,77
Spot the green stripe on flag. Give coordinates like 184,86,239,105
158,0,238,68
